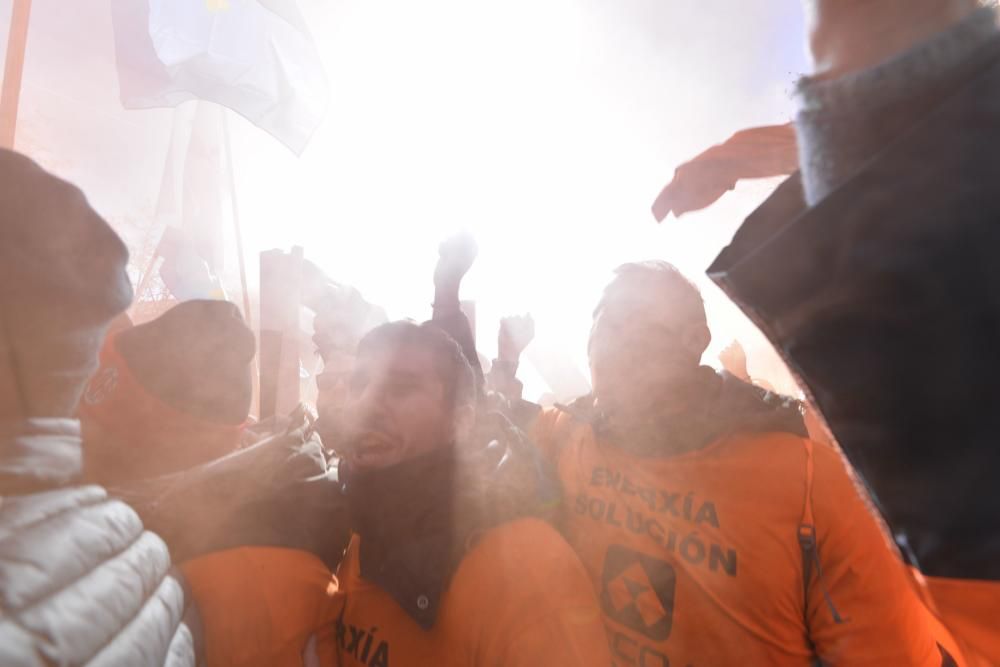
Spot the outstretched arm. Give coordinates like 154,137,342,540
111,413,349,570
304,259,386,453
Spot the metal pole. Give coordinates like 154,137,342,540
0,0,33,149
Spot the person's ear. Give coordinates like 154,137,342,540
681,323,711,359
452,403,476,443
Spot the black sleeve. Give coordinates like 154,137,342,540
428,303,485,396
111,426,351,570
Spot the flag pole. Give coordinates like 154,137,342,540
221,109,260,418
130,107,183,320
0,0,33,149
221,111,253,328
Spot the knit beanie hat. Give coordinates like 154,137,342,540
79,300,255,481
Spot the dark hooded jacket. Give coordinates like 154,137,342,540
555,369,807,456
707,36,1000,580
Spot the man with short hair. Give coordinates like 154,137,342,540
311,320,612,666
534,260,958,666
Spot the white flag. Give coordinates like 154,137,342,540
111,0,330,154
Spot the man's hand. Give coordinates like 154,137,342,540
718,340,750,383
803,0,979,79
433,233,479,290
498,315,535,364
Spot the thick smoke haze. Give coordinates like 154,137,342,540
1,0,808,398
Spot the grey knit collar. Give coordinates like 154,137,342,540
796,7,998,114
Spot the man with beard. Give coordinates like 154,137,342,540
533,261,960,666
310,320,611,666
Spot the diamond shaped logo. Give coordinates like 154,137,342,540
600,545,676,640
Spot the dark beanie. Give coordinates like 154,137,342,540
0,150,133,419
115,300,255,424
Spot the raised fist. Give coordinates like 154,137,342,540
433,232,479,289
498,314,535,363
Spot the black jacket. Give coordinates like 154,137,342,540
708,41,1000,580
115,406,350,571
340,410,558,629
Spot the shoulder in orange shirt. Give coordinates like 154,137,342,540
311,517,613,667
180,546,341,667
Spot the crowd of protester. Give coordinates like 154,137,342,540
2,1,999,665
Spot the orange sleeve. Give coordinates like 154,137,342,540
925,576,1000,667
180,547,341,667
807,443,946,667
471,518,612,667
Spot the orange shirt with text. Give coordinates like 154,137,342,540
535,409,948,667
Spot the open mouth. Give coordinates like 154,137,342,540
349,432,398,466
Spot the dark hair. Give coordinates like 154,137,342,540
356,320,476,412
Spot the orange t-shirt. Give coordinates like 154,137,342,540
535,409,948,667
311,517,613,667
180,547,341,667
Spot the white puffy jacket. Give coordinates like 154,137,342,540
0,419,199,667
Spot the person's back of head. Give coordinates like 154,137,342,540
80,299,256,484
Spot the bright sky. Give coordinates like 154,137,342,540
2,0,809,400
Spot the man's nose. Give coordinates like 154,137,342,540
352,377,390,424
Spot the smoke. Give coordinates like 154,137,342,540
8,0,809,398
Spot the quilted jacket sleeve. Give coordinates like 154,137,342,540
0,420,199,667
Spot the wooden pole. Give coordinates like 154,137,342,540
0,0,33,149
259,247,303,421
